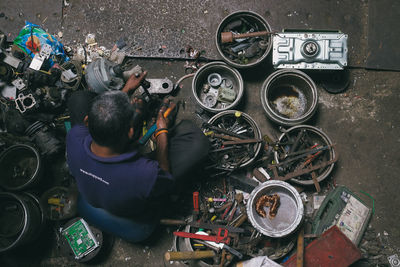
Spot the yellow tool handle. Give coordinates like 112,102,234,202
163,102,176,118
164,250,216,261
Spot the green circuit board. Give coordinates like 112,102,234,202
62,218,99,259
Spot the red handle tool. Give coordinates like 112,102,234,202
173,228,230,244
193,191,199,213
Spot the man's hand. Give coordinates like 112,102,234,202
122,71,147,94
156,105,169,130
155,99,171,173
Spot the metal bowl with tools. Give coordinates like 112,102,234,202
247,180,304,238
203,110,262,171
274,125,336,185
260,69,318,126
216,11,273,68
192,62,243,113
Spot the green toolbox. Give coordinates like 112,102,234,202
61,218,99,260
312,185,372,245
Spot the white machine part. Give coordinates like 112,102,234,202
273,31,348,70
29,44,52,70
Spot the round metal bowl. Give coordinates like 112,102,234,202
206,110,262,169
247,180,304,238
192,62,243,113
0,144,42,191
215,11,273,68
260,69,318,126
274,125,336,185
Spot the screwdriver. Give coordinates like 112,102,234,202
139,102,176,144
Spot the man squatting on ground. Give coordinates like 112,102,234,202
66,71,210,242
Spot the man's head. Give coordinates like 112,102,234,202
87,91,135,151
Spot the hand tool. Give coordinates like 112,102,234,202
138,102,176,144
164,250,216,261
222,139,262,146
297,227,304,267
193,191,199,215
173,228,230,244
202,122,247,139
221,31,274,43
276,145,332,167
288,129,306,155
193,235,243,260
222,244,243,259
311,171,321,192
269,153,339,181
189,221,245,233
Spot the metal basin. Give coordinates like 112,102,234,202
216,11,273,68
206,110,262,169
274,125,336,185
247,181,303,238
0,144,42,191
261,69,318,126
192,62,243,113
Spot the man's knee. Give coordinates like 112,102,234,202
171,120,210,156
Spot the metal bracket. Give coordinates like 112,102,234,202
273,31,348,70
137,78,174,95
11,78,26,90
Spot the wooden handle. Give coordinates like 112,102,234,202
296,227,304,267
159,219,186,225
165,250,216,261
234,214,248,228
221,31,272,43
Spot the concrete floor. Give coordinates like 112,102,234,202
0,0,399,266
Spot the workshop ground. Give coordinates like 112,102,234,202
0,0,399,266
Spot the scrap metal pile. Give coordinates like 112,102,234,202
0,10,377,267
163,11,372,267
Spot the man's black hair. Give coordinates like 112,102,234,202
88,91,134,150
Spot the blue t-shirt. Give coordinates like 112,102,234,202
66,125,174,218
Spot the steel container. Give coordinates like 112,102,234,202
192,62,243,113
0,144,42,191
260,69,318,126
274,125,336,185
247,180,304,238
207,110,262,168
216,11,273,68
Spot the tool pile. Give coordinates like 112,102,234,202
203,110,262,176
163,182,297,266
165,10,375,267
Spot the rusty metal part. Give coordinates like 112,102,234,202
203,122,247,139
253,168,268,183
276,145,333,167
311,171,321,192
269,153,339,181
221,30,274,43
255,194,280,218
222,139,262,146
